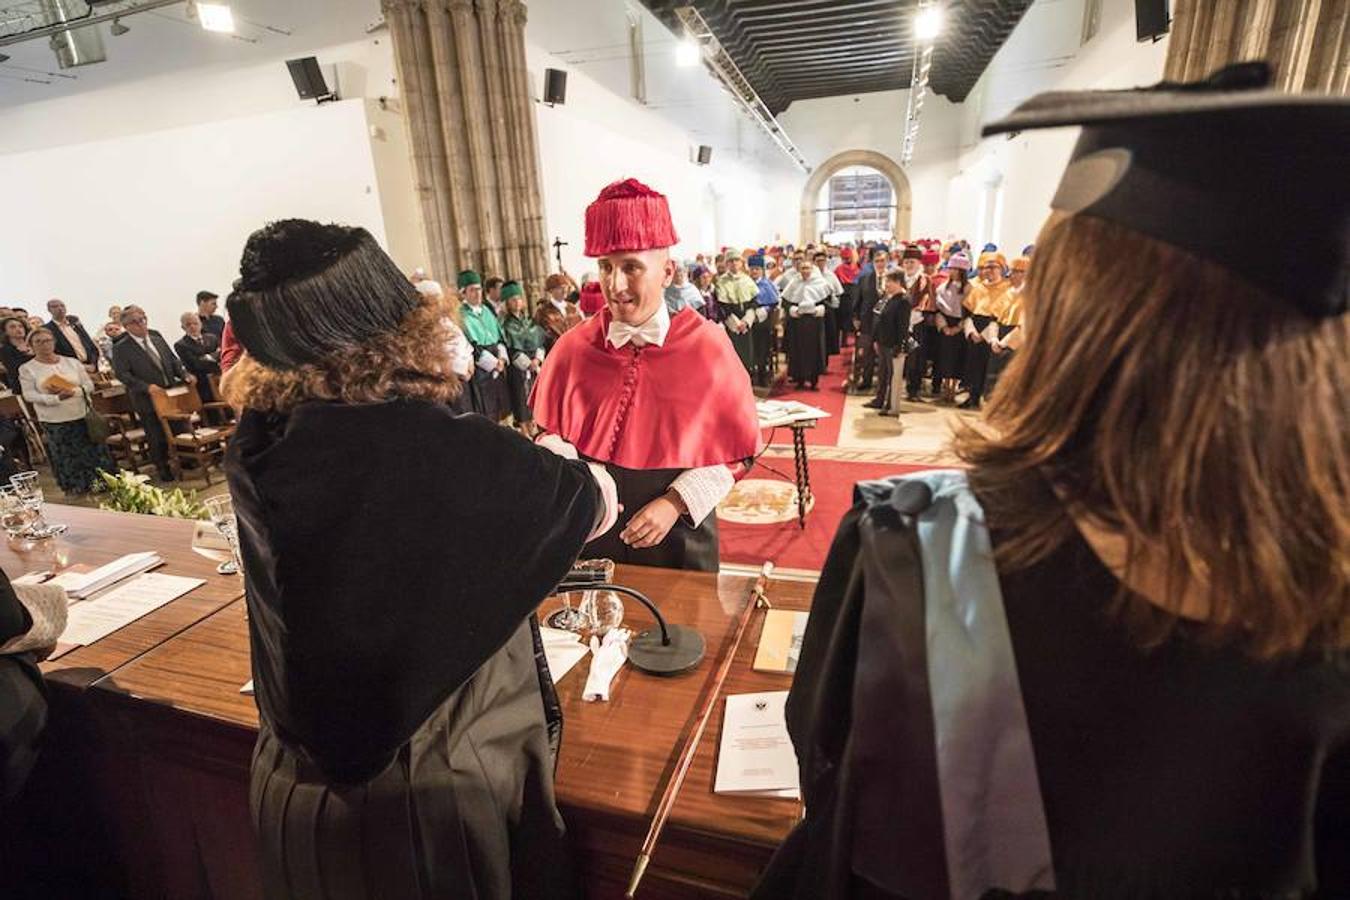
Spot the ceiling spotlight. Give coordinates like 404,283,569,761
915,6,943,42
675,37,701,68
0,53,9,64
197,3,236,34
110,18,130,36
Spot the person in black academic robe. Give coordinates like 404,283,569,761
222,219,620,900
0,571,48,808
755,68,1350,900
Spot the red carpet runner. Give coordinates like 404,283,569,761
718,459,930,571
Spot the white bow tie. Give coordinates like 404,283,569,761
607,309,668,349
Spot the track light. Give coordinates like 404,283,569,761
915,6,943,42
675,38,700,68
110,18,130,36
198,3,235,33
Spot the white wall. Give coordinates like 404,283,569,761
525,38,797,276
771,88,964,241
0,100,392,330
946,0,1170,251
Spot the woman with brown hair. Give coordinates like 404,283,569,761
755,64,1348,899
222,219,617,899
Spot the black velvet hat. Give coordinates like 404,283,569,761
982,62,1348,318
226,219,421,369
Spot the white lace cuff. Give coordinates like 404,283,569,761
670,465,736,528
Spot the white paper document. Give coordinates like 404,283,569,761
59,572,205,647
756,399,831,428
49,551,163,599
714,691,801,799
540,626,590,685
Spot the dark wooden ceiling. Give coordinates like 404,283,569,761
641,0,1035,114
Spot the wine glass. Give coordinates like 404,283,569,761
10,471,66,539
203,495,243,576
0,486,36,540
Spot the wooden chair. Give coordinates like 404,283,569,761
91,389,153,474
0,392,48,467
147,385,235,485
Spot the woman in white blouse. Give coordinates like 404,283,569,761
19,329,114,496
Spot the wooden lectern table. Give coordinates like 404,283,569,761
6,506,818,899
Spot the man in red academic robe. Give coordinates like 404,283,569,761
531,178,760,571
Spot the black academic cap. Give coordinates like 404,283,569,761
982,63,1348,318
227,219,420,369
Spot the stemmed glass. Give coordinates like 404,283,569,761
203,495,243,576
0,486,36,540
10,471,67,539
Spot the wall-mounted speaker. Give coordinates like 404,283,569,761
287,57,336,103
1135,0,1170,41
696,145,712,165
544,68,567,106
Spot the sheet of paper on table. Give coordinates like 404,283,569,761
714,691,801,799
756,399,831,429
49,551,163,599
54,572,205,653
540,625,590,685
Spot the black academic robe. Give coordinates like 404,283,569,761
0,571,46,807
227,399,599,899
754,478,1350,899
581,464,718,572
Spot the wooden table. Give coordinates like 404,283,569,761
0,504,246,691
84,565,819,899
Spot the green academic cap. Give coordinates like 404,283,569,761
457,270,482,289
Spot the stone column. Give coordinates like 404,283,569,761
477,0,524,279
1164,0,1348,93
381,0,552,286
382,0,454,279
499,0,550,291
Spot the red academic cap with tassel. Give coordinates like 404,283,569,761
585,178,680,257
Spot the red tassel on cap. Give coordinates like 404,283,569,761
584,178,680,257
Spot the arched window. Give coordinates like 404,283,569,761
815,165,896,243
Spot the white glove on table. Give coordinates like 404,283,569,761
584,627,631,702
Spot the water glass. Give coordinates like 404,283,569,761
203,495,243,576
0,486,36,539
9,471,66,539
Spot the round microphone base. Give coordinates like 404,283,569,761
628,624,705,675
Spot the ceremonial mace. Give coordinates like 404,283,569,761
552,236,568,271
625,561,775,898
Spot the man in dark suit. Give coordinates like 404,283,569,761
44,299,99,373
196,291,226,341
174,312,221,404
111,305,194,481
854,246,889,391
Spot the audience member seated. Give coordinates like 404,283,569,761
0,317,34,395
174,312,222,403
220,218,617,899
110,305,195,481
43,299,99,374
19,328,114,496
